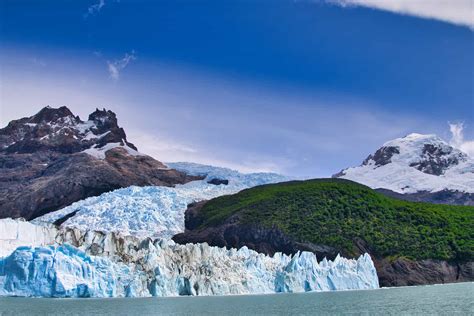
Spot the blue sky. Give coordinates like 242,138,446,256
0,0,473,176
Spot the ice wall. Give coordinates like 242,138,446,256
0,241,379,298
0,219,379,297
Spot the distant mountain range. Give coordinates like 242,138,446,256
334,133,474,205
0,106,199,220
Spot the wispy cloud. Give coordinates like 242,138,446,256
327,0,473,29
106,51,136,81
127,130,286,174
85,0,106,18
29,57,46,67
449,122,474,157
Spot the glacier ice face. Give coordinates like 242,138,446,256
0,245,143,298
338,133,474,194
0,240,379,298
32,163,290,238
0,219,379,297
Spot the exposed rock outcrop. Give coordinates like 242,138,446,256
375,258,473,287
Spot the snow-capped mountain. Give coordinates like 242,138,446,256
33,163,289,238
0,106,199,220
334,133,474,205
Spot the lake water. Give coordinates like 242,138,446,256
0,282,472,315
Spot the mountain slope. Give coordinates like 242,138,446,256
173,178,474,286
333,133,474,205
0,106,198,220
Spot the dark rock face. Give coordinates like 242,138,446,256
375,258,473,287
376,188,474,206
174,200,474,287
0,106,201,220
362,146,400,167
409,144,463,176
207,178,229,186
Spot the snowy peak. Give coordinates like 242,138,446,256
30,106,79,124
334,133,474,194
362,133,468,176
0,106,137,155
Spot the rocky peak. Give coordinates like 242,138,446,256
30,106,78,125
0,106,137,154
88,108,119,131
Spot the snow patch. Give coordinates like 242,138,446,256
82,142,142,159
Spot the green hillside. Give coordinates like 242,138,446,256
198,179,474,261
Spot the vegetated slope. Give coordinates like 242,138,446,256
174,178,474,286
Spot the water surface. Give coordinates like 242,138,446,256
0,282,472,315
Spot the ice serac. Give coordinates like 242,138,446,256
32,163,290,238
334,133,474,194
0,218,57,257
0,241,378,298
0,245,141,298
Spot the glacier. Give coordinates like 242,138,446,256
0,232,379,297
32,163,290,238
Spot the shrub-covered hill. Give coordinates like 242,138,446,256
186,179,474,262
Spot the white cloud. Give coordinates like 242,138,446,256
126,130,286,174
107,51,136,81
449,122,474,157
85,0,106,17
328,0,473,29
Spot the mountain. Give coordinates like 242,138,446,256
333,133,474,205
0,106,199,220
173,179,474,286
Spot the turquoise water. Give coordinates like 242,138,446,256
0,282,472,315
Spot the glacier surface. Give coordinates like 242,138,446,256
33,163,289,238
